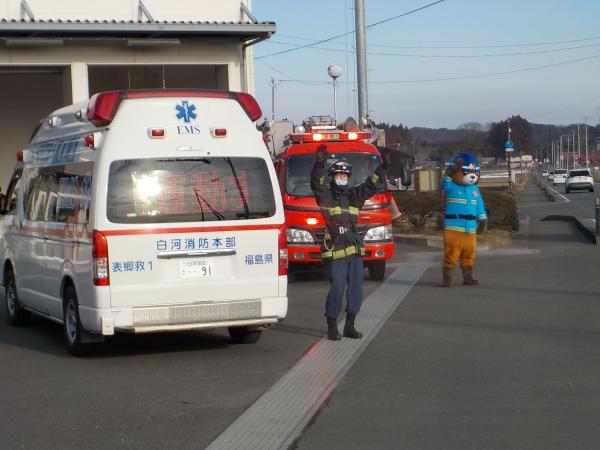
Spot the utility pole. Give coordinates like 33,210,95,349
577,123,581,161
572,129,576,168
354,0,368,129
585,116,589,168
270,77,275,121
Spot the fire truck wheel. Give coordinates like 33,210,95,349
368,261,386,281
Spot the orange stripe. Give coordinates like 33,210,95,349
101,223,283,236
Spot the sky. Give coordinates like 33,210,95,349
251,0,600,129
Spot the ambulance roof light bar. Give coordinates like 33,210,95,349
86,89,263,127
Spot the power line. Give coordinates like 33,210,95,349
367,52,600,83
255,0,448,60
274,33,600,50
263,39,600,58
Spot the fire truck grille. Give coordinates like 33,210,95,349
133,300,262,326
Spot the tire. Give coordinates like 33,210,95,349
63,286,90,356
565,187,569,194
228,326,262,344
4,269,31,326
368,261,386,281
590,187,594,192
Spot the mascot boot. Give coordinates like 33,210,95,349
461,266,479,285
442,267,453,287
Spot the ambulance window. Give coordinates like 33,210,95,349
3,170,22,215
107,157,276,223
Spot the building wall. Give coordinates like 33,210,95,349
1,0,251,22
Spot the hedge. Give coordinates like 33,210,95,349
392,189,518,233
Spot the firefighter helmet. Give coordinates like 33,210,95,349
329,160,352,176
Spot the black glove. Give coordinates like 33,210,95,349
477,221,488,235
315,144,327,167
374,165,387,182
381,151,392,170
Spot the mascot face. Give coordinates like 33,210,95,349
448,152,480,186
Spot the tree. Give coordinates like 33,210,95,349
487,115,533,158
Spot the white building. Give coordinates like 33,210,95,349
0,0,274,188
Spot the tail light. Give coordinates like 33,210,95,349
278,224,288,276
92,230,110,286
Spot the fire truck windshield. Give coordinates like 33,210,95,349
286,152,381,197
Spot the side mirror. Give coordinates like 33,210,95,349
399,165,412,187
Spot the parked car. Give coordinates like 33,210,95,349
565,168,594,193
542,169,549,177
548,171,554,181
552,169,567,185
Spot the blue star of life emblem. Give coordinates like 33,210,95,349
175,100,197,123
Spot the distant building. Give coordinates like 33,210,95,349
0,0,274,187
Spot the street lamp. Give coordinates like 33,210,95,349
327,64,342,124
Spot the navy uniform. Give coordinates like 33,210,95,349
310,145,386,340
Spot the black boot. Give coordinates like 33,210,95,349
326,317,341,341
343,313,363,339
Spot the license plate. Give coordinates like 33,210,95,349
179,260,214,278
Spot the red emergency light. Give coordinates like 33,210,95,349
288,130,372,144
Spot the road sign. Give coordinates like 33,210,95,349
504,140,513,149
505,147,514,152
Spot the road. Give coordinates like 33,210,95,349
2,179,600,449
540,173,600,225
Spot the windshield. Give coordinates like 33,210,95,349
286,152,381,197
107,157,276,223
554,169,567,175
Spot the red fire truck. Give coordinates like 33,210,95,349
273,116,397,281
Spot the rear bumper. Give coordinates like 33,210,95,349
566,182,593,190
288,241,394,264
79,296,288,335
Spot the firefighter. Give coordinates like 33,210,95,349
311,144,387,340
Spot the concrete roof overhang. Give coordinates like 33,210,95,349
0,19,275,43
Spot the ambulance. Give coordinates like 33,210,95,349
274,116,408,281
0,89,288,355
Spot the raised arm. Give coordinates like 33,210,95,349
310,144,330,205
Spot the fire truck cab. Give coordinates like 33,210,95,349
274,116,393,281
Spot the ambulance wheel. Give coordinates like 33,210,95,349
368,261,386,281
4,268,30,326
228,326,262,344
63,286,90,356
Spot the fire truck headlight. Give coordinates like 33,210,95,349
364,225,393,242
286,228,314,243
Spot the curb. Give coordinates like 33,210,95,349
534,173,557,202
541,214,599,245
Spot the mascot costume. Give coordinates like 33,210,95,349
441,152,487,287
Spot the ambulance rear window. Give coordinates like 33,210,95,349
107,157,276,223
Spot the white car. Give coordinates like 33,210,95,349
548,171,554,181
565,168,594,193
542,169,549,177
552,169,567,185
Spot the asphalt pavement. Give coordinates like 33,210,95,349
295,181,600,449
2,180,600,450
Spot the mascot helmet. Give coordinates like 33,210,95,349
450,152,480,174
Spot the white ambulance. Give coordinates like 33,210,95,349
0,89,288,355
